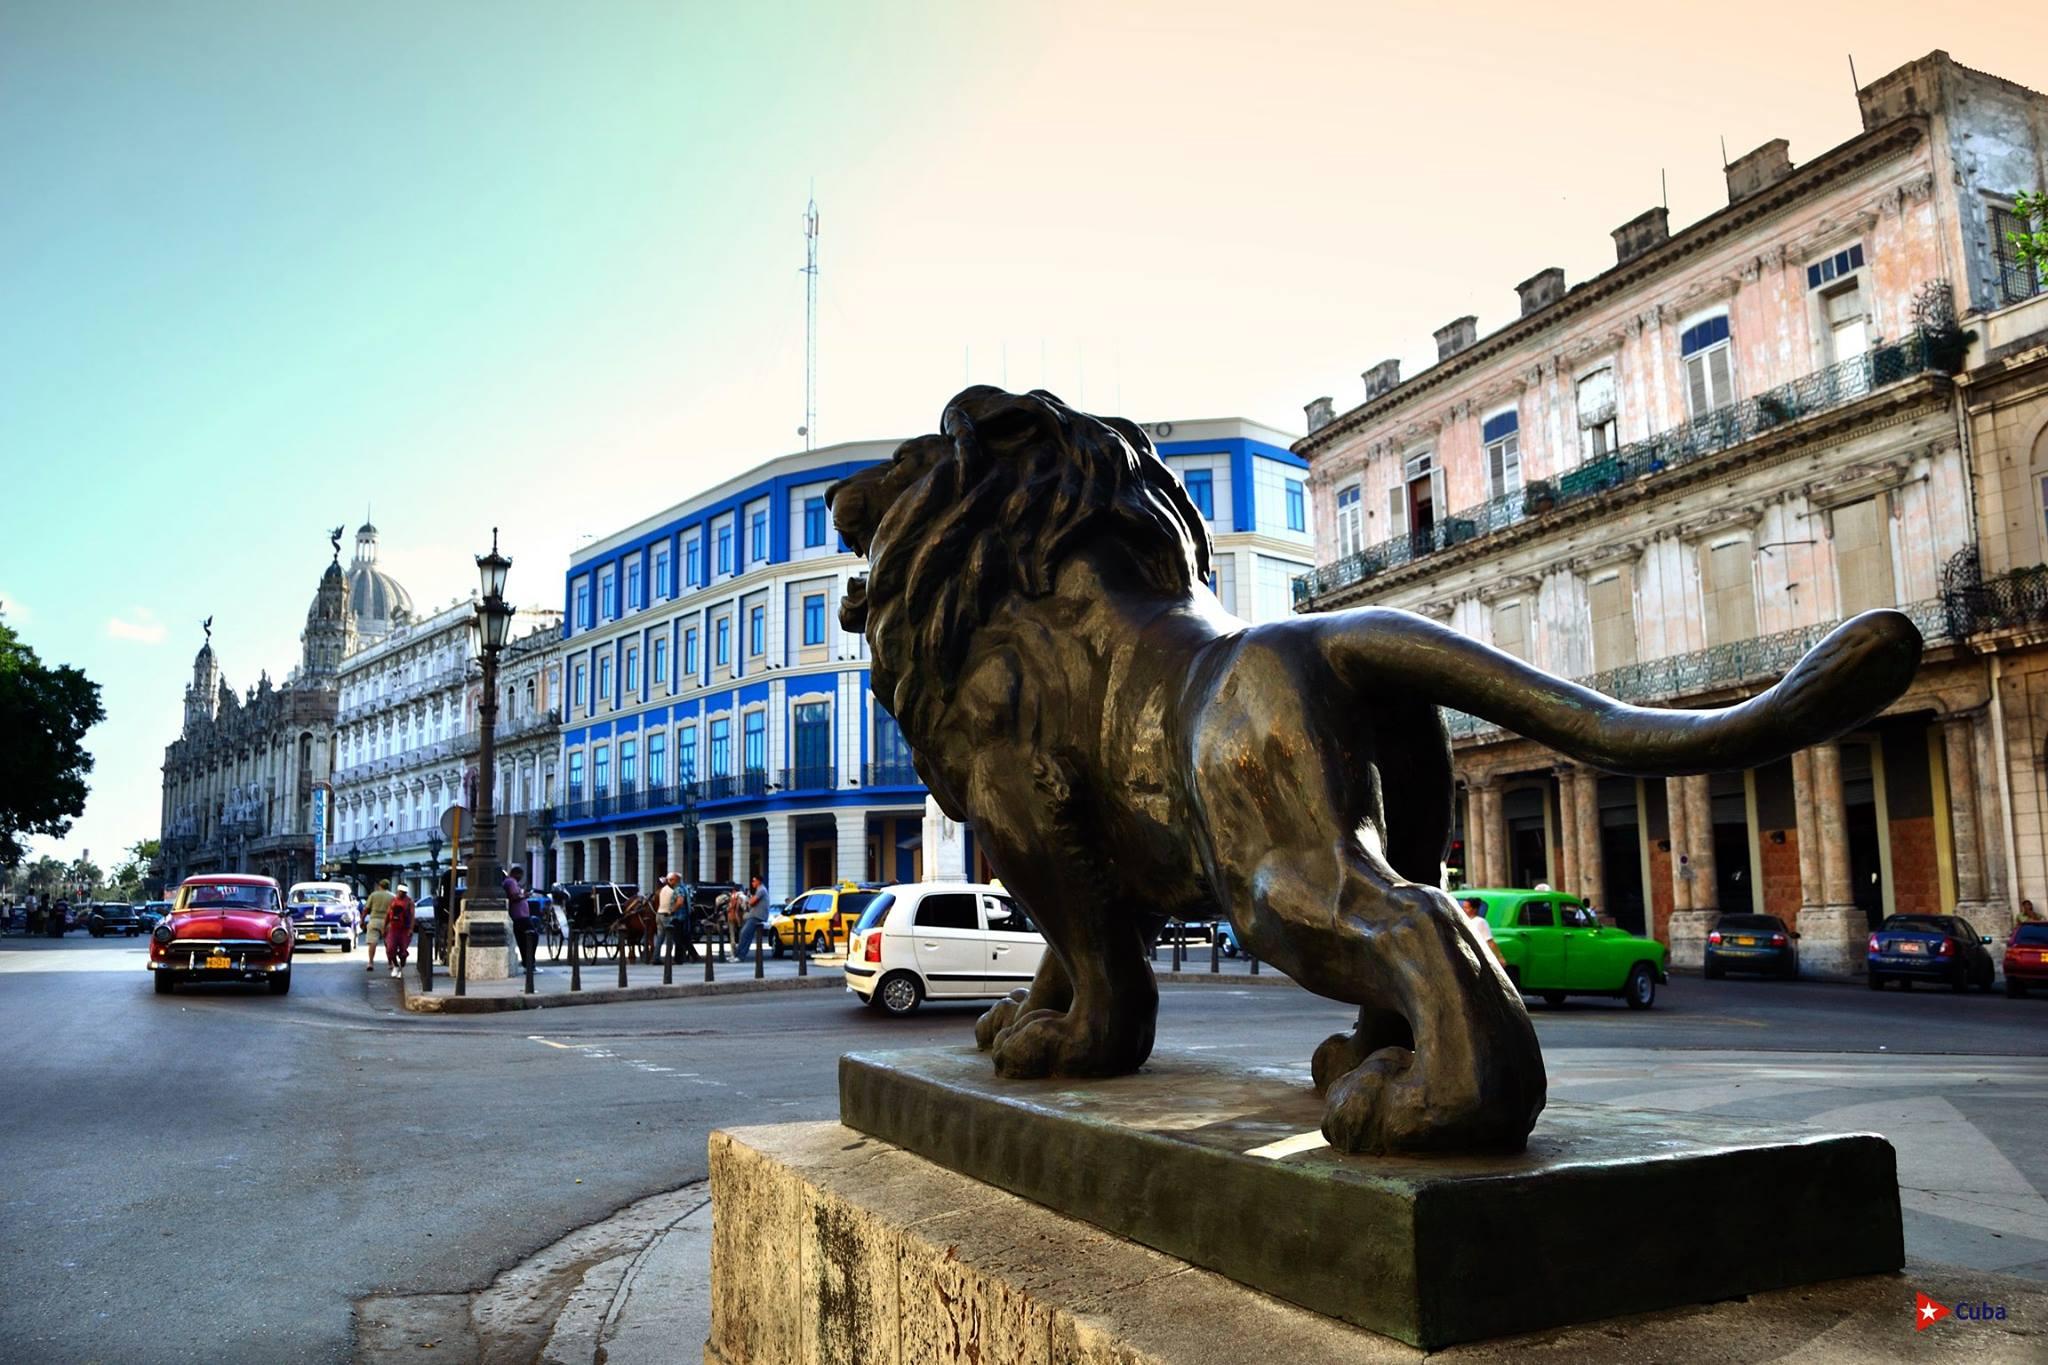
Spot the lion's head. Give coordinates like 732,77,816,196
829,386,1214,740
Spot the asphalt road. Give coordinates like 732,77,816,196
1,935,2042,1364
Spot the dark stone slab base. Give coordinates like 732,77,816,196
838,1046,1904,1349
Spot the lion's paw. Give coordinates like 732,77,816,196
1321,1046,1533,1156
1312,1030,1371,1094
975,990,1030,1051
989,1007,1145,1078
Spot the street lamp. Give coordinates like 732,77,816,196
536,807,556,891
459,529,518,980
346,843,364,899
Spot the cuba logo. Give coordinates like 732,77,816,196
1915,1290,2008,1331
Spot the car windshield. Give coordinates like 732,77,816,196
178,883,280,912
852,894,896,933
839,892,884,919
2013,924,2048,945
289,886,350,903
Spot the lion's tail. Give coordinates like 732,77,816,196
1312,607,1922,777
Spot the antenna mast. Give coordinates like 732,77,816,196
802,193,819,451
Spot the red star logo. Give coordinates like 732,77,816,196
1914,1291,1952,1332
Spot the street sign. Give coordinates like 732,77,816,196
439,804,467,843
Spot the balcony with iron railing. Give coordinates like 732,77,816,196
861,760,922,789
779,764,838,794
1294,330,1945,612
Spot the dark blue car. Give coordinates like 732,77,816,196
1867,914,1997,992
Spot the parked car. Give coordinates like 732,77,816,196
766,882,888,957
2003,922,2048,998
1867,914,1996,992
87,902,143,937
136,901,173,932
1704,913,1799,980
1463,888,1667,1008
284,880,361,951
844,882,1042,1016
148,874,294,995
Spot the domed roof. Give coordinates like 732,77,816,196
347,523,413,642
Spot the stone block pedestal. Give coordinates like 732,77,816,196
1666,907,1720,968
453,899,512,982
1794,904,1870,981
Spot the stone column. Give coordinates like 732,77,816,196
638,830,658,894
1798,740,1866,980
836,808,868,885
1790,749,1823,924
1662,776,1705,966
1553,768,1579,896
1943,716,1994,938
1971,713,2010,913
1461,781,1488,889
1575,768,1605,913
768,815,798,905
613,834,633,887
1665,776,1693,917
1483,783,1509,888
923,795,967,881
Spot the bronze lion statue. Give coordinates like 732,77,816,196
829,386,1920,1154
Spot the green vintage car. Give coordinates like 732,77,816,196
1461,888,1667,1009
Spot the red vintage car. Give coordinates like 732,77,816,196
149,874,295,995
2004,922,2048,998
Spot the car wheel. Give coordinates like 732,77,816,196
2008,979,2026,998
811,931,831,956
1950,966,1969,994
344,935,356,954
153,971,175,995
771,936,788,960
875,971,923,1016
268,969,292,995
1704,962,1723,980
90,928,102,938
1540,991,1567,1007
1867,972,1884,990
1624,963,1656,1010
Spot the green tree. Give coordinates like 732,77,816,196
2010,191,2048,276
112,838,159,900
66,856,105,900
22,855,68,899
0,615,104,868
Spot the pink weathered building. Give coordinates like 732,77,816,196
1294,52,2048,978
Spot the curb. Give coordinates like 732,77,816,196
397,969,847,1013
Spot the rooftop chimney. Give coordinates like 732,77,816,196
1612,207,1670,265
1304,396,1335,434
1362,359,1402,400
1434,316,1478,362
1515,267,1567,317
1725,139,1794,203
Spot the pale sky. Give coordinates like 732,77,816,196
3,1,2043,873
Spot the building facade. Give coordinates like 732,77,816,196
159,543,353,889
488,620,566,888
1292,52,2048,977
551,415,1304,902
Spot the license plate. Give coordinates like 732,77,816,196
1735,936,1756,946
205,954,231,969
1898,941,1924,955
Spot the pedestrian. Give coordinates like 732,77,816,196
733,874,771,960
364,879,394,972
503,866,533,973
2022,899,2042,923
50,897,68,937
654,872,689,963
385,886,416,978
1460,897,1505,966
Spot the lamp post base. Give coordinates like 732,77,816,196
454,898,514,982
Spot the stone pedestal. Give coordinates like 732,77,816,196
833,1047,1902,1350
1666,907,1721,969
1794,904,1869,980
454,897,513,982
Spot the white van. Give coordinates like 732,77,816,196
843,882,1045,1015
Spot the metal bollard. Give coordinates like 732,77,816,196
1171,924,1182,973
797,926,808,978
570,932,582,992
456,930,468,997
618,938,629,989
525,932,536,994
663,928,673,985
1210,932,1220,973
754,929,764,979
419,921,434,993
704,926,715,982
1250,952,1260,975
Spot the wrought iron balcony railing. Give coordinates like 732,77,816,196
1942,562,2048,638
1294,331,1939,611
779,765,838,793
861,760,922,788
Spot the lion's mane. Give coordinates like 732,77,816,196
863,386,1215,743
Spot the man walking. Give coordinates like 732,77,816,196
654,872,690,963
364,879,394,972
503,866,532,974
733,874,771,959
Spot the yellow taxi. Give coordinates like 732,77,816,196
765,882,889,957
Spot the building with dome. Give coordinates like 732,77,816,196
345,520,414,644
158,534,362,888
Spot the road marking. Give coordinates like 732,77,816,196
1245,1130,1329,1160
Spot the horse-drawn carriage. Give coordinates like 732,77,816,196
548,882,660,963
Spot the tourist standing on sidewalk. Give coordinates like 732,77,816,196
385,887,416,977
654,873,684,962
364,880,394,972
733,875,771,959
503,867,532,973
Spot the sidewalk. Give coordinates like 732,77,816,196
395,944,1301,1012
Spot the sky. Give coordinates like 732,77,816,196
2,0,2044,875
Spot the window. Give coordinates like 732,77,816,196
1832,497,1896,616
1483,411,1521,500
1805,242,1866,290
599,568,617,620
649,731,667,789
1491,600,1526,661
619,738,637,792
684,627,699,677
750,510,768,562
1516,900,1555,928
1680,315,1734,416
625,647,640,695
1820,279,1868,367
1285,479,1306,533
802,594,826,646
1562,904,1598,929
709,717,731,776
716,525,732,575
742,711,765,775
593,745,611,795
1185,468,1214,519
574,581,592,631
685,538,702,588
653,635,668,685
715,617,731,666
793,701,830,782
1336,483,1363,557
1702,539,1757,646
655,548,672,599
626,560,643,611
874,711,915,779
804,496,827,547
567,751,584,798
1389,449,1442,542
984,895,1035,934
749,605,765,656
1588,570,1638,673
1993,203,2045,305
1576,366,1617,462
678,726,697,782
573,662,588,710
914,892,980,931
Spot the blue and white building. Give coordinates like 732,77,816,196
550,416,1304,899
